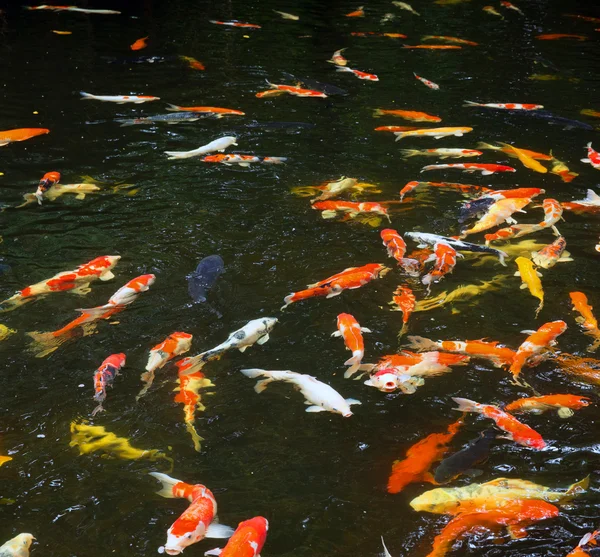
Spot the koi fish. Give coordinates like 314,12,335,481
532,236,571,269
392,1,420,15
581,142,600,170
373,109,441,122
327,48,348,66
33,170,60,204
422,35,478,46
365,351,469,376
273,10,299,20
364,368,425,394
332,313,371,377
394,127,473,141
387,418,463,494
452,397,546,449
27,274,155,357
335,66,378,81
476,141,552,161
482,187,545,201
165,137,237,160
406,336,516,368
424,500,558,557
567,530,600,557
312,200,390,221
116,112,203,126
282,263,389,309
556,353,600,386
240,369,360,417
173,358,215,452
310,177,358,202
464,101,543,110
351,32,407,38
179,55,205,70
390,285,416,336
0,127,49,147
130,36,148,50
92,353,126,416
509,320,567,381
202,154,287,166
422,163,516,175
413,73,439,90
17,182,102,208
26,5,120,13
1,255,120,312
505,394,590,418
550,157,578,182
401,148,482,159
80,91,159,103
581,109,600,118
411,476,588,514
375,125,419,133
501,1,524,14
498,142,548,173
403,44,462,49
345,6,364,17
562,190,600,214
137,332,193,400
433,429,496,484
149,472,234,555
536,33,587,40
205,517,268,557
0,534,35,557
165,104,245,117
570,292,600,352
515,256,544,318
380,229,420,275
483,5,504,17
461,198,531,238
258,81,327,98
209,20,261,29
401,181,492,202
422,243,460,288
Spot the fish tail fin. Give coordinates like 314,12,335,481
344,353,362,378
165,103,181,112
476,141,500,151
91,403,104,417
394,132,406,142
565,476,590,499
463,100,481,107
185,421,203,452
381,537,393,557
80,91,95,100
240,369,274,392
149,472,183,498
281,293,295,310
116,119,136,127
534,299,544,318
74,305,111,318
174,355,205,376
164,151,187,160
451,397,480,414
397,322,409,340
587,336,600,353
335,66,351,73
373,109,384,117
400,149,420,158
27,331,69,358
263,157,287,164
405,335,438,352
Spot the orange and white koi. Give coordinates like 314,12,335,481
422,35,478,46
80,91,159,103
34,170,61,204
389,285,416,336
414,73,439,90
202,154,287,166
422,243,460,288
149,472,233,555
478,187,545,202
1,255,120,312
509,320,567,381
137,332,193,400
401,148,482,159
422,163,516,175
351,32,407,38
209,20,261,29
0,127,49,147
452,397,546,449
282,263,389,309
532,236,571,269
26,5,120,13
368,351,469,374
395,127,473,141
500,1,524,14
562,190,600,214
461,198,531,237
380,229,420,275
567,530,600,557
465,100,542,110
387,418,463,494
336,66,378,81
406,336,516,368
92,353,126,416
570,292,600,352
332,313,371,377
403,44,462,49
130,36,148,50
581,142,600,170
257,81,327,98
536,33,587,40
205,517,268,557
165,104,245,117
312,200,390,221
327,48,348,66
505,394,590,418
373,109,441,122
345,6,364,17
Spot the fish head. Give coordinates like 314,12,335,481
159,522,207,555
10,533,35,551
365,370,403,392
263,317,279,331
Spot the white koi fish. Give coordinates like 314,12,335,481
80,91,160,103
164,136,238,160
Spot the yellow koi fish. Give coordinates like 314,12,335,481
515,256,544,317
0,325,15,341
0,455,12,467
16,183,101,208
498,142,548,173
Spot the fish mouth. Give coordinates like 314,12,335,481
343,412,353,417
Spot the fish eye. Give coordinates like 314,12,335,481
185,534,193,540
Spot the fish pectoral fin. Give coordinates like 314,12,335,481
519,283,528,289
535,271,543,277
321,210,337,219
238,346,248,352
205,549,223,556
325,287,343,299
331,331,342,337
205,523,235,539
305,405,327,413
345,398,361,406
507,525,529,540
360,327,372,333
75,193,86,199
256,333,270,345
481,170,494,175
100,271,115,281
514,271,521,276
506,217,517,224
238,162,251,167
71,283,92,296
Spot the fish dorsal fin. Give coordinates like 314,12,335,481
585,189,600,202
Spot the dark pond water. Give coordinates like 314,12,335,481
1,0,600,555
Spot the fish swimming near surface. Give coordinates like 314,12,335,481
273,10,299,20
26,5,120,13
532,236,571,269
327,48,348,66
394,127,473,141
0,128,49,147
390,285,416,337
373,109,441,122
505,394,591,418
80,91,160,103
0,533,35,557
116,112,203,126
335,66,379,81
165,104,245,117
92,353,126,416
332,313,371,377
581,142,600,170
130,36,148,50
570,292,600,352
460,198,531,238
562,190,600,214
566,530,600,557
187,255,225,302
205,517,269,557
464,101,543,110
380,229,420,275
202,154,287,166
514,256,544,318
166,138,237,160
240,368,361,417
413,73,440,90
209,19,261,29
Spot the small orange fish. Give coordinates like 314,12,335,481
422,35,478,46
345,5,364,17
0,128,50,147
505,394,590,417
403,44,462,50
387,418,463,494
130,36,148,50
165,104,245,117
536,33,587,40
570,292,600,352
374,108,441,122
52,30,72,35
390,285,416,336
374,125,419,132
179,56,205,70
581,109,600,118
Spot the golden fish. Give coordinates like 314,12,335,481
0,455,12,467
462,198,531,237
515,256,544,317
498,142,548,173
556,353,600,385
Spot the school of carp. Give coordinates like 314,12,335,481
0,0,600,556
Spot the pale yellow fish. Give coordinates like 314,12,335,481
0,533,35,557
392,1,420,15
273,10,299,20
515,256,544,317
498,142,548,173
16,183,101,208
52,30,72,35
394,127,473,141
0,325,15,341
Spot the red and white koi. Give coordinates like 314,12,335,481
92,353,126,416
26,5,120,13
202,154,287,166
380,229,420,275
80,91,160,103
581,142,600,170
414,73,439,90
421,163,517,175
332,313,371,377
401,148,482,159
422,243,461,288
209,20,261,29
335,66,379,81
257,81,327,98
562,190,600,214
500,1,524,14
327,48,348,66
464,100,542,110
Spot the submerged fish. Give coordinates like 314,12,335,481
165,137,237,160
505,394,590,418
116,112,203,126
187,255,224,302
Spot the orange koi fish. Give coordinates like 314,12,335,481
501,1,524,14
452,397,546,449
351,32,407,38
581,142,600,170
336,66,378,81
509,320,567,381
205,517,268,557
312,200,389,221
461,198,532,238
562,190,600,214
345,6,364,17
581,109,600,118
425,500,558,557
481,187,545,201
282,263,389,309
567,530,600,557
202,154,286,166
477,141,552,160
375,125,419,132
403,44,462,49
209,19,261,29
406,336,516,368
0,127,49,147
390,285,416,336
422,35,478,46
505,394,590,418
387,418,463,494
414,73,439,90
564,14,600,23
536,33,587,40
92,353,126,416
179,55,205,70
373,108,441,122
422,243,460,288
332,313,371,377
130,36,148,50
1,255,120,312
556,353,600,386
380,229,420,275
149,472,233,555
532,236,571,269
137,332,193,400
570,292,600,352
165,104,245,117
327,48,348,66
465,101,543,110
257,81,327,98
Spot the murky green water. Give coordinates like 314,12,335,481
1,0,600,555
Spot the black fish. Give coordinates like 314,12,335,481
514,110,594,131
187,255,224,302
245,121,316,130
104,55,175,65
116,112,205,127
434,429,496,484
458,197,495,224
